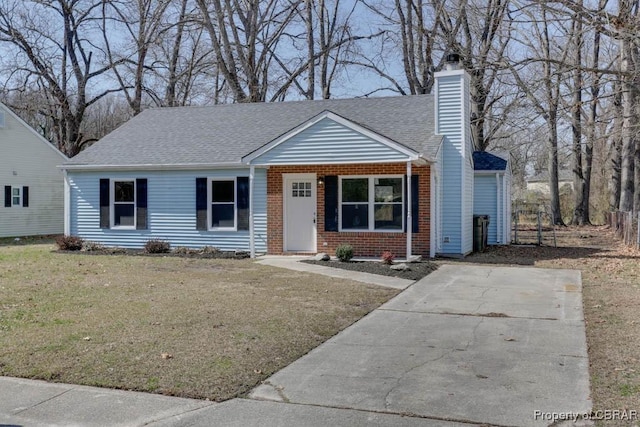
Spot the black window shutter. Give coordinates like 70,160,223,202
404,175,419,233
324,176,338,232
22,186,29,207
4,186,11,207
237,177,249,231
136,179,148,230
99,179,110,228
195,177,207,230
411,175,419,233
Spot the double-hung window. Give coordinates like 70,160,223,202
339,176,404,232
4,185,29,208
11,187,21,206
112,180,136,228
210,178,236,230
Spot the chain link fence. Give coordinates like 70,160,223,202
512,201,557,246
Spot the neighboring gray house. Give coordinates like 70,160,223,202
473,151,511,245
63,61,506,258
0,102,67,238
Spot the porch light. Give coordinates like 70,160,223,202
318,176,324,186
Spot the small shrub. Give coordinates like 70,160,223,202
144,239,171,254
82,241,105,252
335,244,354,262
56,235,84,251
380,250,395,265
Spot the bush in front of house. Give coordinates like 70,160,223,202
144,239,171,254
380,251,395,265
335,244,354,262
56,235,84,251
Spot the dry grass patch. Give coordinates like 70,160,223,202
0,244,398,400
453,226,640,424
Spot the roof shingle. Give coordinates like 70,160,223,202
67,95,440,167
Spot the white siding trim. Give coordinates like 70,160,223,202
406,162,412,259
249,165,255,258
64,170,70,235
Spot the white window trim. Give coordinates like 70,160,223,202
208,177,237,231
338,175,405,233
11,186,21,207
110,178,136,230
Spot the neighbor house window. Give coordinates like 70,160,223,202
12,187,20,206
112,180,136,228
210,178,236,230
4,185,28,208
339,176,403,232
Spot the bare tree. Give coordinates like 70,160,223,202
101,0,173,114
508,4,574,225
195,0,301,102
440,0,513,151
0,0,120,156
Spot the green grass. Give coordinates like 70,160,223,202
0,243,398,401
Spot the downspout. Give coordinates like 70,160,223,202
249,165,255,258
63,169,70,236
430,167,436,258
406,161,412,260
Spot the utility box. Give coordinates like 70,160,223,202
473,215,490,252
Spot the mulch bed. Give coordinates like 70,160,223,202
56,248,250,259
301,259,438,281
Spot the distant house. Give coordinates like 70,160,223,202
62,60,510,258
473,152,511,245
526,170,573,194
0,102,68,238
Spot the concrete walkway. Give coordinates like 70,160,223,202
0,264,591,426
256,255,415,290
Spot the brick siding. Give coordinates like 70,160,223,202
267,163,431,258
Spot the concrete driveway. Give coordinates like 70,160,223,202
250,264,591,426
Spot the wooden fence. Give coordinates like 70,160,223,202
607,211,640,248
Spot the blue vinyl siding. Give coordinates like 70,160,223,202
436,72,472,255
473,174,498,245
250,117,410,164
69,169,267,251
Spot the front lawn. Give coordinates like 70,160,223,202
0,243,398,400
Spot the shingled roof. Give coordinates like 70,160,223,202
67,95,440,167
472,151,508,171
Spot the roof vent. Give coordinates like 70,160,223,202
445,53,461,71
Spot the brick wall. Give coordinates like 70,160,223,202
267,163,431,257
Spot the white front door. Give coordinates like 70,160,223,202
284,174,316,252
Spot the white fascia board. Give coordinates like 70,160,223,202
0,101,69,160
242,110,421,164
59,162,260,171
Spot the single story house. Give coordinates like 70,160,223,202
1,102,67,237
473,151,511,245
62,61,510,258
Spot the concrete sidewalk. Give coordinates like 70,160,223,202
0,264,591,426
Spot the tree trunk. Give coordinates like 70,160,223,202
619,36,636,212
